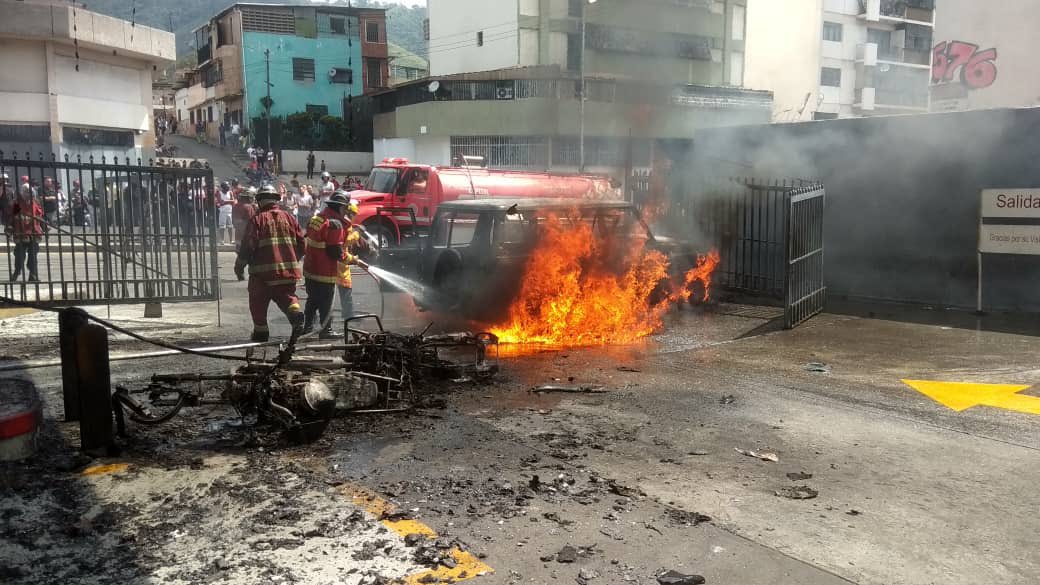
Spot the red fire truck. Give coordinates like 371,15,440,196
352,158,620,248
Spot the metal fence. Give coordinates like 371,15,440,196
659,176,826,327
0,152,218,306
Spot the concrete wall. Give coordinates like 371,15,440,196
241,30,363,120
428,0,520,76
931,0,1040,111
374,138,417,164
281,149,374,174
0,39,49,124
744,0,823,122
692,108,1040,312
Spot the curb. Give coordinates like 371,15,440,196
0,379,42,461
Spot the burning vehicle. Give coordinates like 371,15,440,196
416,198,720,345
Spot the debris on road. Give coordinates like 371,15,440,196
687,449,710,456
786,471,813,481
804,362,831,373
719,394,736,405
657,569,707,584
556,545,578,563
531,384,608,394
847,509,862,516
665,508,712,526
616,366,641,372
775,486,819,500
735,447,779,462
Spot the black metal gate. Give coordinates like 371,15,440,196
0,152,218,306
669,177,826,328
784,184,826,328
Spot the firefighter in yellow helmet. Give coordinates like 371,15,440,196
337,198,367,328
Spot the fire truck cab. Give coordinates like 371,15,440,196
351,157,620,250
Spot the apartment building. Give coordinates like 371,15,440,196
746,0,934,121
931,0,1038,112
0,0,175,159
372,0,768,180
182,3,388,142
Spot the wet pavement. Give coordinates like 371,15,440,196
2,271,1040,584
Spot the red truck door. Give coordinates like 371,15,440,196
397,168,434,227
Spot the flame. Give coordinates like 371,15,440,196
489,215,720,346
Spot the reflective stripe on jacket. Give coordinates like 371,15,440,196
235,206,303,284
303,208,346,284
337,229,362,288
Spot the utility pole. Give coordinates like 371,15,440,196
264,48,272,153
579,3,586,173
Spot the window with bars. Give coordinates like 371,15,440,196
366,58,383,88
450,136,549,169
63,127,134,148
366,21,380,43
241,9,296,34
330,17,346,34
293,58,316,82
822,22,842,42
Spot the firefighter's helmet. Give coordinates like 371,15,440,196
256,184,279,202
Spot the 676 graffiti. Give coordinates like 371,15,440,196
932,41,998,89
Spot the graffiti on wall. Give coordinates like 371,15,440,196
932,41,999,89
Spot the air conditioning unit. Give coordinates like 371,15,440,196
495,82,515,100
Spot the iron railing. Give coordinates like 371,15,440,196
0,152,218,306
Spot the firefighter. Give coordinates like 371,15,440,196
234,184,305,342
7,180,44,282
302,190,352,339
338,199,367,326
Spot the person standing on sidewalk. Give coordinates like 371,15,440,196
306,150,316,180
294,184,315,228
40,176,58,230
7,182,43,282
301,191,351,339
217,181,236,245
234,184,305,342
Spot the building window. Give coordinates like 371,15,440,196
331,67,353,84
731,5,745,41
366,58,383,88
208,106,214,122
293,58,316,81
190,111,195,124
0,124,50,143
330,16,346,34
567,33,581,72
568,0,582,17
451,136,549,169
820,67,841,87
822,22,842,42
63,126,134,148
306,104,329,116
366,21,380,43
867,28,891,51
477,31,484,47
813,112,839,120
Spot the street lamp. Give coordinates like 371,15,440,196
579,0,597,173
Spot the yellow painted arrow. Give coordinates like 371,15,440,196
902,380,1040,415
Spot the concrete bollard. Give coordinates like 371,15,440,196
76,322,114,455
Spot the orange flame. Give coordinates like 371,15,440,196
489,215,720,346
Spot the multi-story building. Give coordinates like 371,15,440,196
428,0,746,86
373,0,769,180
931,0,1037,112
746,0,934,121
182,2,388,142
0,0,175,159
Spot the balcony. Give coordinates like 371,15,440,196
859,0,934,25
874,88,928,110
876,46,931,68
856,43,878,67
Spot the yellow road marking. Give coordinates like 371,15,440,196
339,482,493,583
903,379,1040,415
0,308,36,320
81,463,130,476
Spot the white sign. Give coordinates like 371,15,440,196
981,189,1040,218
979,224,1040,255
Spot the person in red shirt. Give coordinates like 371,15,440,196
7,182,44,282
301,191,350,339
231,187,258,252
234,184,305,342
